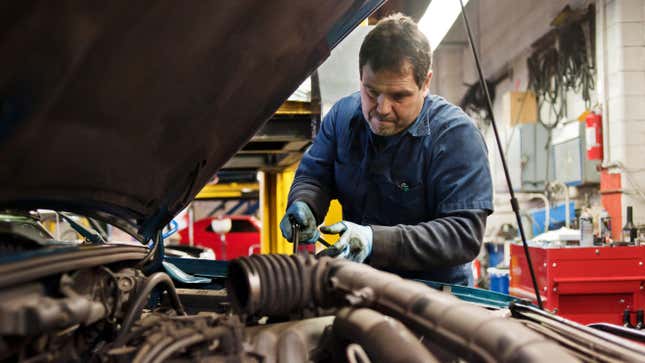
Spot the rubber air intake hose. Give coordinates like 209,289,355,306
226,254,334,316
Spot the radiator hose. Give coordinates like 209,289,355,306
227,254,578,363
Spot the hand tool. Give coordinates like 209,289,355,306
317,236,332,248
290,218,300,254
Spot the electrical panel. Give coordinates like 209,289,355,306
552,121,600,186
519,123,550,191
519,121,600,190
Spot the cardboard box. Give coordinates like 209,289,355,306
503,91,537,127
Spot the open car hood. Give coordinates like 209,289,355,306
0,1,384,240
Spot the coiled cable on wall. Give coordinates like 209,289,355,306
527,5,596,128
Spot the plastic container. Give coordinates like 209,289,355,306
580,210,593,247
485,243,505,268
487,267,510,294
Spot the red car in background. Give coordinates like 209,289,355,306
177,215,261,260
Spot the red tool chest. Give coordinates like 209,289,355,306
510,244,645,325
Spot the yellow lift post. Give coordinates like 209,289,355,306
259,163,342,254
198,97,342,255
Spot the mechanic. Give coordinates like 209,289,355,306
279,13,493,285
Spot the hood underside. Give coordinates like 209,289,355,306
0,0,384,240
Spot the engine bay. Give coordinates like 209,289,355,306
2,245,645,363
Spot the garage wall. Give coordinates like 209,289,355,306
432,0,645,236
431,0,584,96
478,0,585,79
598,0,645,227
431,44,470,106
431,0,596,237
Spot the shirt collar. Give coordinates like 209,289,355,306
406,95,432,137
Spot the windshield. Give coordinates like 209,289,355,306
0,210,137,248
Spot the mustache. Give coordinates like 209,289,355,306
369,111,395,122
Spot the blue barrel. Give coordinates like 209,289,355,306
487,267,509,294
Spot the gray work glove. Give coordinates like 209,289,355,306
320,221,373,263
279,201,320,244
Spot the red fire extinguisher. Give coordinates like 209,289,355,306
585,111,603,160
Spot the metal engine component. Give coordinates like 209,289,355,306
2,252,644,362
0,283,107,335
105,313,243,363
246,316,335,363
227,254,579,363
0,267,143,336
113,272,186,346
333,307,439,363
0,266,148,362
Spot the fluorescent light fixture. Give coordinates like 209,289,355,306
418,0,470,50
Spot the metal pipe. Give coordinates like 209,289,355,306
149,335,204,363
587,323,645,343
333,307,439,363
597,0,611,166
512,302,645,362
227,255,579,363
149,326,234,363
328,259,577,363
245,316,337,363
291,221,300,254
526,193,550,233
277,317,335,363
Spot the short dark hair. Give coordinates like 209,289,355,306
359,13,432,88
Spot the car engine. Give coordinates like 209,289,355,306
2,246,645,363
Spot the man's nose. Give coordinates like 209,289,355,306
376,94,392,115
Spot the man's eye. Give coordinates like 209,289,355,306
366,89,377,98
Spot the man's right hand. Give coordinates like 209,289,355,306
279,201,320,244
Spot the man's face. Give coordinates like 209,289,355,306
360,61,431,136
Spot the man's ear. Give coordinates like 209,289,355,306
422,71,433,96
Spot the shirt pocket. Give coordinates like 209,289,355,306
376,180,426,224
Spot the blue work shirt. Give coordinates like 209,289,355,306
289,92,493,285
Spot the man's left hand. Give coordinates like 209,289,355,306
320,221,373,263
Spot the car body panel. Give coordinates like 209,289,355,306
163,255,525,308
0,0,385,241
